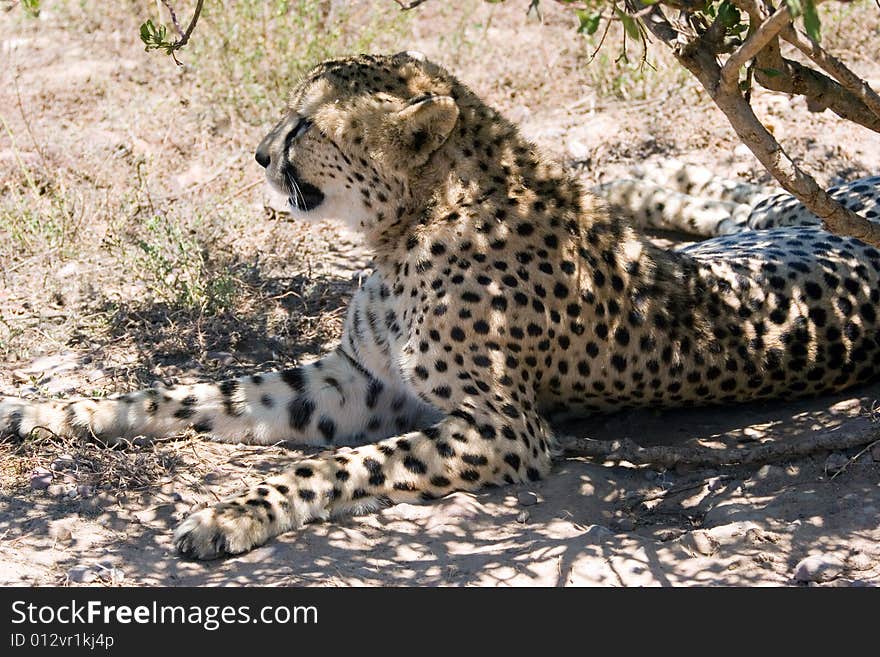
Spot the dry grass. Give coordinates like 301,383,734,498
0,430,191,496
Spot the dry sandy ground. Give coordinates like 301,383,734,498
1,1,880,586
3,384,880,586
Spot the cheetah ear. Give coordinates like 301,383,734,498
393,50,427,63
392,95,459,167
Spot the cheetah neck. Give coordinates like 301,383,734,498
365,93,716,356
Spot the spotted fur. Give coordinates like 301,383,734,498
3,53,880,560
597,159,880,237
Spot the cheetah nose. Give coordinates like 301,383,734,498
255,146,270,168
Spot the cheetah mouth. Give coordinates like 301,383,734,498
288,182,325,212
282,165,325,212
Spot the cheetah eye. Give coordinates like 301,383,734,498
293,118,313,139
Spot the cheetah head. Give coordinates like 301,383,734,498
255,52,461,233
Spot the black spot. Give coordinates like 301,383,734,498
412,129,428,151
462,291,481,303
478,424,497,440
219,380,239,398
193,420,213,433
503,453,521,470
491,295,508,311
436,441,455,458
462,453,488,466
804,281,823,300
281,368,306,392
288,396,315,430
366,379,384,409
363,457,386,486
318,417,337,443
404,456,427,474
174,407,195,420
433,386,452,399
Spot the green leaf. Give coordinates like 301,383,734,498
139,20,153,44
21,0,40,17
757,67,782,77
614,8,641,41
784,0,803,18
576,9,602,35
716,0,741,29
139,19,172,53
802,0,821,43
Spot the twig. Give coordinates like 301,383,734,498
637,476,731,504
161,0,185,39
172,0,203,50
561,425,880,468
587,12,614,65
829,439,880,480
393,0,431,9
157,0,205,64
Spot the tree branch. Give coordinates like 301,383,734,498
562,424,879,468
730,0,880,133
780,23,880,121
636,1,880,247
720,4,791,89
754,47,880,132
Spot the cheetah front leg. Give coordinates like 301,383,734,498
0,347,433,447
173,399,553,559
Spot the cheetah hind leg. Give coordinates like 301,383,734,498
595,178,752,237
629,159,778,204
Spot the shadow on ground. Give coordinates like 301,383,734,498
2,383,878,586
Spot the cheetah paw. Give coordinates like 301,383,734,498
173,502,274,560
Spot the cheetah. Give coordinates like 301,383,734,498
2,52,880,560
